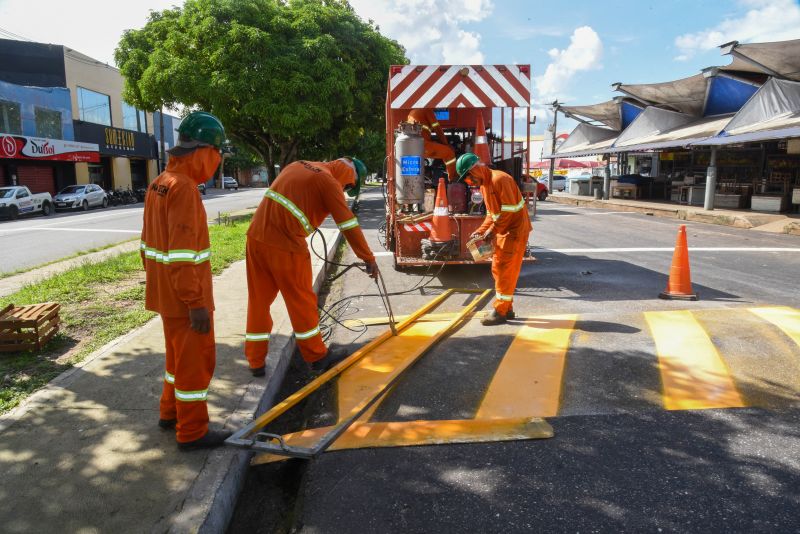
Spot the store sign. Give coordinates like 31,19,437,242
0,134,99,162
73,120,155,158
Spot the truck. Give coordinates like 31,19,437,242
0,186,54,219
384,64,537,269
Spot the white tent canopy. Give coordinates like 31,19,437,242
610,114,733,152
612,107,695,149
614,74,707,116
720,39,800,81
560,100,624,131
694,77,800,146
553,123,619,158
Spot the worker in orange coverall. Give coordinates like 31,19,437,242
456,152,531,325
245,158,379,376
140,111,231,451
408,108,457,181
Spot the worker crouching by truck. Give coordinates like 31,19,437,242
245,158,379,376
140,111,231,451
457,152,531,326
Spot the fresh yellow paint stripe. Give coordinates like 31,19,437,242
476,314,577,419
645,310,744,411
251,417,554,465
749,307,800,347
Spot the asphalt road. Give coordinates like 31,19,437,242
0,187,265,274
231,188,800,533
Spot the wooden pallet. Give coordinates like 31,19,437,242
0,302,61,352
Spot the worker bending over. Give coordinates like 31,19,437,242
141,111,230,450
407,108,457,181
245,158,379,376
456,152,531,325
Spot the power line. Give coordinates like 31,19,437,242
0,26,33,42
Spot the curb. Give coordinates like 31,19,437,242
548,194,795,232
165,230,343,534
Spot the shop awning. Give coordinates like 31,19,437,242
0,134,99,162
612,107,695,149
550,123,618,158
693,77,800,146
560,99,643,131
719,39,800,81
608,114,734,152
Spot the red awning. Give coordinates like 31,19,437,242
532,158,591,169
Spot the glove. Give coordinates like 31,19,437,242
364,261,380,280
189,307,211,334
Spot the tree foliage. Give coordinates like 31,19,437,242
115,0,407,179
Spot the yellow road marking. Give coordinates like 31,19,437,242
476,314,577,419
251,417,554,465
645,310,744,410
749,307,800,348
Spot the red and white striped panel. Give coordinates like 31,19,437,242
389,65,531,109
403,221,433,233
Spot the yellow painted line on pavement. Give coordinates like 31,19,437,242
749,307,800,348
251,417,554,465
645,310,744,411
476,314,577,419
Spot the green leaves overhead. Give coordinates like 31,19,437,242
115,0,407,177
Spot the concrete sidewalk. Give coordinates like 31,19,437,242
549,193,800,235
0,228,340,533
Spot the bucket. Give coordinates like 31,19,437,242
467,236,494,261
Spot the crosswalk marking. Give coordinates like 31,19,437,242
476,315,577,419
749,307,800,348
645,310,745,411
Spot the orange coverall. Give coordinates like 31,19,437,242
245,159,376,370
408,109,457,181
473,166,532,315
141,148,219,443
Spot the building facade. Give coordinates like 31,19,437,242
0,38,158,194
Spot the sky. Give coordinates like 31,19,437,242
2,0,800,136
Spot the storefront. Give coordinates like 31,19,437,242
0,133,98,194
72,121,157,190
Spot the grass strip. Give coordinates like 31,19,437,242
0,216,252,414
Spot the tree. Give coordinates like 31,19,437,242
115,0,407,180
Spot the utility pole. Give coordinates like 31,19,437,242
547,101,560,191
159,107,166,173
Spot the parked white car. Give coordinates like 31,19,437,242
53,184,108,211
0,186,53,219
222,176,239,190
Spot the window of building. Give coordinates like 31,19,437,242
0,100,22,135
34,107,62,139
122,102,147,133
77,87,111,126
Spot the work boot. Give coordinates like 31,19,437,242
506,309,516,320
481,309,509,326
309,348,349,373
158,418,176,430
250,366,266,377
177,429,232,451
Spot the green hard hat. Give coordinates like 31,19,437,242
173,111,226,153
346,156,367,198
456,152,480,180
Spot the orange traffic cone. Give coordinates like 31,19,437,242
429,177,453,243
474,112,491,163
659,225,698,300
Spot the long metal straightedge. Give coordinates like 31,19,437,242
226,288,491,459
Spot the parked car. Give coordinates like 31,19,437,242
550,175,566,192
0,186,53,219
222,176,239,190
525,177,550,201
53,184,108,211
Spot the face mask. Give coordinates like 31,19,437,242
193,147,222,184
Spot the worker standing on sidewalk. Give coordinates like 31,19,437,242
140,111,231,451
456,152,531,325
408,108,458,181
245,158,379,376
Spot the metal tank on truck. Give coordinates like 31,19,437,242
394,122,425,207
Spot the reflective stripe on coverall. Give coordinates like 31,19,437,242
408,109,457,181
473,166,532,315
141,147,219,443
245,159,376,369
